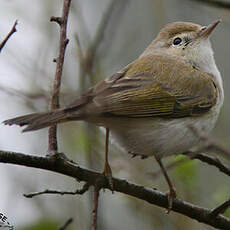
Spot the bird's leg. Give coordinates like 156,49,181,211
102,128,114,191
154,156,176,213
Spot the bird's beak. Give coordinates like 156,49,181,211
198,19,221,39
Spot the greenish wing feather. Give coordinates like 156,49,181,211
92,55,217,118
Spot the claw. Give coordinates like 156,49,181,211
166,186,177,213
102,162,114,192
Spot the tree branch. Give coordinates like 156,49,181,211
0,20,18,53
0,150,229,229
185,152,230,177
211,199,230,217
190,0,230,9
92,185,101,230
23,182,90,198
59,218,73,230
48,0,71,153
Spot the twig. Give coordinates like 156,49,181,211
92,185,101,230
210,198,230,217
0,150,229,229
23,182,90,198
59,218,73,230
0,20,18,53
48,0,71,153
189,125,230,159
149,150,230,182
190,0,230,9
185,152,230,177
83,0,117,77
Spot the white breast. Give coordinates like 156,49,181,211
110,108,220,158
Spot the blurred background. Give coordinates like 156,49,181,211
0,0,229,229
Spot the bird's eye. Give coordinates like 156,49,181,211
173,37,182,45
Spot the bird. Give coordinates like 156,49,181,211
3,20,224,211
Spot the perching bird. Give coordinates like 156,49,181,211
3,20,224,211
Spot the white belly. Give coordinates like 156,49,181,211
109,111,219,158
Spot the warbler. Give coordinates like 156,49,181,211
3,20,224,210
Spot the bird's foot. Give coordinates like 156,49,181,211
46,151,77,165
102,162,114,193
166,186,177,214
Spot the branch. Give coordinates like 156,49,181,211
23,182,90,198
92,185,101,230
82,0,117,76
189,125,230,159
59,218,73,230
190,0,230,9
0,150,229,229
0,20,18,53
48,0,71,152
211,199,230,217
185,152,230,177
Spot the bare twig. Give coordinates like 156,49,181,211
48,0,71,153
185,152,230,177
210,199,230,217
189,125,230,159
23,182,90,198
184,125,230,177
86,0,117,69
0,150,229,229
78,0,118,80
190,0,230,9
59,218,73,230
92,185,101,230
0,20,18,53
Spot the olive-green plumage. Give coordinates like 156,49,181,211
91,54,217,118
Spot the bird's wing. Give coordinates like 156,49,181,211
89,54,217,118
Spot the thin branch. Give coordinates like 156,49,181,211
0,150,229,229
83,0,117,75
210,199,230,217
0,20,18,53
189,125,230,159
185,152,230,177
59,218,73,230
48,0,71,153
190,0,230,9
92,185,101,230
23,182,90,198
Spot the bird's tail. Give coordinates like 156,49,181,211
3,109,72,132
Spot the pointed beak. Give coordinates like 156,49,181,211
198,19,221,39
